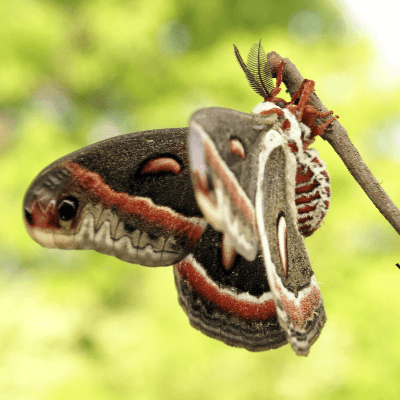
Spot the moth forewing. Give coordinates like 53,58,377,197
255,129,326,356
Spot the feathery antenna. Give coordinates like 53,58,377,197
233,40,274,99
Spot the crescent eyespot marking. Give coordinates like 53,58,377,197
229,138,246,160
277,215,288,277
141,157,181,175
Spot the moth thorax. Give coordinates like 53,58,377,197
294,150,331,237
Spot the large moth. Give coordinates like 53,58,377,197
23,42,336,356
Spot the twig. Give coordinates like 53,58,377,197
267,51,400,236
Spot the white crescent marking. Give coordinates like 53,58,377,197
277,215,288,277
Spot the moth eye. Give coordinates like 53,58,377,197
277,214,288,277
276,101,285,109
229,138,246,160
58,197,79,221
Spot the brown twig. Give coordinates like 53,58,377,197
267,51,400,236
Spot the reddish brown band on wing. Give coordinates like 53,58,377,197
64,162,205,245
176,258,277,321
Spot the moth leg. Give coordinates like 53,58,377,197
310,114,338,138
287,79,309,106
293,80,315,121
274,61,285,91
302,107,339,147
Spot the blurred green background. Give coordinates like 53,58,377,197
1,0,400,399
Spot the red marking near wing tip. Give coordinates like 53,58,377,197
274,278,322,327
27,201,58,229
229,139,246,160
141,157,181,175
63,162,205,246
176,258,277,321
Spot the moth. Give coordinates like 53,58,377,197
23,41,336,356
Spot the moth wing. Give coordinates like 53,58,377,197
24,128,206,267
255,129,326,356
188,107,278,261
174,224,287,352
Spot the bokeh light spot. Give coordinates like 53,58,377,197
288,11,322,44
157,21,191,56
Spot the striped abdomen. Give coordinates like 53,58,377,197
295,149,331,237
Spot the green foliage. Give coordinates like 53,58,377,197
1,0,400,399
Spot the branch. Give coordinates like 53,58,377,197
267,51,400,236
